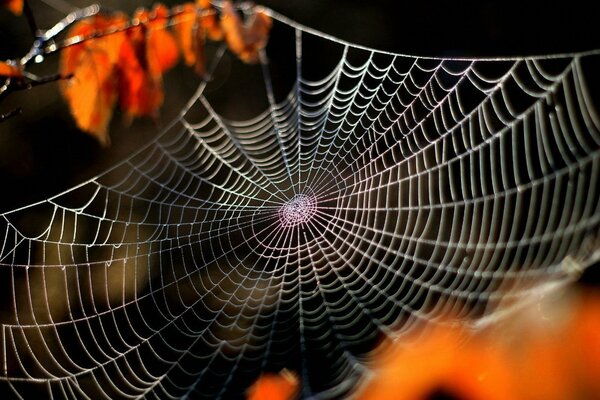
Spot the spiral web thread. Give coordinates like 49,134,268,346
1,7,600,399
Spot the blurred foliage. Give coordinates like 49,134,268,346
357,286,600,400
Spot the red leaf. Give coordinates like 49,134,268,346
117,38,153,120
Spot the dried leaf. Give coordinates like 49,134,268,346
120,4,179,119
360,326,515,400
60,15,128,145
0,61,21,77
1,0,23,15
566,291,600,397
117,38,154,120
247,370,299,400
198,0,222,41
196,0,210,9
173,2,211,77
173,4,197,66
220,0,272,63
359,287,600,400
147,4,179,74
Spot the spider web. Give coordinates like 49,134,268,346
2,6,600,399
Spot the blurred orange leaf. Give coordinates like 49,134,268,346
146,4,180,74
1,0,23,15
567,291,600,397
58,1,271,144
60,15,128,145
360,327,515,400
198,0,222,41
119,4,179,120
117,37,153,121
0,61,21,77
60,3,184,142
359,287,600,400
173,0,222,77
173,3,207,77
247,370,299,400
220,0,272,63
173,4,197,67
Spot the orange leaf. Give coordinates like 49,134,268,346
198,0,222,41
60,15,128,145
360,327,516,400
117,38,151,119
359,286,600,400
173,4,197,66
120,4,179,119
117,39,165,120
202,12,223,41
220,0,272,63
173,3,210,77
0,61,21,77
147,4,179,74
567,291,600,396
247,370,299,400
1,0,23,15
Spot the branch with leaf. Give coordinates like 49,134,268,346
0,0,272,145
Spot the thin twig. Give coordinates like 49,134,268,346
22,0,40,38
0,107,22,122
40,4,101,42
21,4,101,66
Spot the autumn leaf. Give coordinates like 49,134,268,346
198,0,222,41
0,61,22,77
60,15,128,145
64,51,116,145
173,1,223,77
60,4,183,142
358,286,600,400
220,0,272,63
173,4,197,67
117,38,152,120
247,370,299,400
57,0,270,143
146,4,179,73
0,0,23,15
359,326,516,400
119,4,179,120
565,291,600,397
